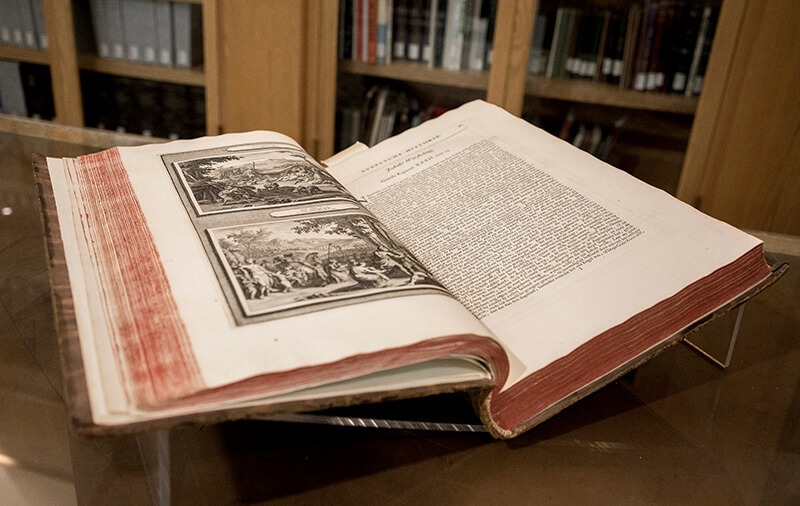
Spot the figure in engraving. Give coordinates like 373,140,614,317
209,213,444,318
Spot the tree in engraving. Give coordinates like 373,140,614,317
292,216,385,248
219,227,275,261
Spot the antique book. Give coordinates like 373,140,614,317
37,100,782,439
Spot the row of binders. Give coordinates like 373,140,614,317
530,1,720,96
339,0,498,72
0,0,48,50
81,71,205,139
88,0,202,68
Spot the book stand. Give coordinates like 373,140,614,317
136,431,171,506
134,302,747,506
683,303,746,369
134,413,488,505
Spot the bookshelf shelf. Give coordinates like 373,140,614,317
0,45,50,66
524,77,699,114
339,59,490,91
77,54,205,87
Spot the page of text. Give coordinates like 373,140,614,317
329,101,761,389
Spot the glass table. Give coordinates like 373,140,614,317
2,116,799,505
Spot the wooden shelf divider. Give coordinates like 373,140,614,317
77,54,205,87
0,45,50,66
338,59,490,91
525,77,699,114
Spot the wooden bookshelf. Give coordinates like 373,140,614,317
1,0,794,232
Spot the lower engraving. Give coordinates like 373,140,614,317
207,212,444,317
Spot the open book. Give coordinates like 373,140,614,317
38,100,780,439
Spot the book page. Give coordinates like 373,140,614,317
329,101,762,389
49,131,495,419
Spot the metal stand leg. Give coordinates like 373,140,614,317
136,430,171,506
684,303,746,369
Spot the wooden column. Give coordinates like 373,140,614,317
213,0,307,144
43,0,84,126
202,0,221,135
304,0,339,160
486,0,537,115
678,0,800,234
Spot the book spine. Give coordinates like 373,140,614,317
0,1,12,45
153,0,173,66
30,0,47,49
17,0,38,49
406,0,426,61
19,62,55,120
4,0,23,47
669,3,701,93
368,0,378,63
467,0,488,71
426,0,438,68
105,0,127,59
592,11,610,81
376,0,388,64
172,2,202,68
442,0,463,70
392,0,408,60
646,2,670,91
458,0,475,70
619,3,641,89
361,0,369,61
610,12,626,85
688,7,719,96
582,11,604,79
685,5,711,96
341,0,353,60
0,60,28,116
420,0,432,64
633,0,658,92
89,0,110,58
433,0,448,67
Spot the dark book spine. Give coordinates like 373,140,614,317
646,2,670,91
432,0,448,67
19,62,55,120
669,3,702,93
633,1,659,91
688,7,719,95
393,0,409,60
592,11,611,81
339,0,353,59
619,4,640,89
406,0,426,61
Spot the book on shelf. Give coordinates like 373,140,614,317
87,0,201,68
80,71,205,139
0,0,46,49
0,60,54,119
529,1,720,96
121,0,158,63
153,0,173,66
685,5,718,96
37,100,782,439
341,0,496,72
0,59,28,117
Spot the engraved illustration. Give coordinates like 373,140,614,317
208,213,443,316
171,144,352,215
